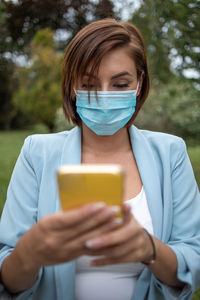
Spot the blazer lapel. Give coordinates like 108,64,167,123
129,126,163,240
60,126,82,165
55,126,82,214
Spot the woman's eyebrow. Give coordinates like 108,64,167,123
111,72,133,79
83,71,134,80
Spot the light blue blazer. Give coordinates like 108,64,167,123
0,125,200,300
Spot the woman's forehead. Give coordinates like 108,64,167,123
83,48,137,78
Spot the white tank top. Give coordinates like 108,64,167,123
75,187,154,300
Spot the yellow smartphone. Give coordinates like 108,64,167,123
57,164,124,217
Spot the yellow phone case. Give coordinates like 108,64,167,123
57,164,124,217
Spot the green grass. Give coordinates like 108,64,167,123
0,131,200,298
193,289,200,300
0,131,34,213
0,126,48,214
188,146,200,188
188,145,200,300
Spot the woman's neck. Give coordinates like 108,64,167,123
81,123,132,155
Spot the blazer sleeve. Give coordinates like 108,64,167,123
153,138,200,299
0,136,43,299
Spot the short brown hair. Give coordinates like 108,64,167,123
62,18,150,126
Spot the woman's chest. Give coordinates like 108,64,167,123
82,150,143,201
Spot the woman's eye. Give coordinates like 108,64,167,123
81,83,87,88
81,83,94,89
113,83,129,88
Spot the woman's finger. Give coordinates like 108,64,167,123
86,237,140,258
73,205,121,236
89,249,142,267
65,217,123,251
43,202,107,230
122,203,132,224
122,202,131,215
54,218,123,263
53,206,122,243
84,217,141,250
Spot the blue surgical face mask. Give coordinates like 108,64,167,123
75,87,138,135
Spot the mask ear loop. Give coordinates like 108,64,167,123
73,88,78,97
136,71,144,96
136,81,140,91
136,81,140,96
73,88,92,104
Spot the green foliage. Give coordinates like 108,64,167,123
54,108,74,132
131,0,200,139
1,0,200,137
2,0,117,51
13,29,62,131
0,57,17,130
136,77,200,139
0,1,10,54
93,0,117,20
130,0,200,84
193,288,200,300
32,28,55,48
0,1,19,130
188,146,200,187
0,0,117,130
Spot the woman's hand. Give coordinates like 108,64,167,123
15,202,122,269
1,202,122,293
84,203,154,266
84,205,185,288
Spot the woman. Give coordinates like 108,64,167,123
0,19,200,300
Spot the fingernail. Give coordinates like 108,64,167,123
90,202,106,213
108,217,123,229
110,205,120,213
114,217,123,225
109,205,120,214
85,238,102,248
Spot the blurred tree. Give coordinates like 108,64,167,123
0,1,18,130
136,77,200,139
161,0,200,81
54,107,74,132
130,0,200,85
2,0,117,52
94,0,116,20
0,0,8,54
130,0,200,139
13,29,62,131
0,0,117,130
0,57,18,130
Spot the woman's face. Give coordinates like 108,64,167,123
77,47,139,93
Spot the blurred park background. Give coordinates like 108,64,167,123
0,0,200,296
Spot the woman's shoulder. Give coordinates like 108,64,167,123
138,127,186,151
137,128,190,174
131,126,187,166
20,128,78,167
24,128,77,152
27,129,71,144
